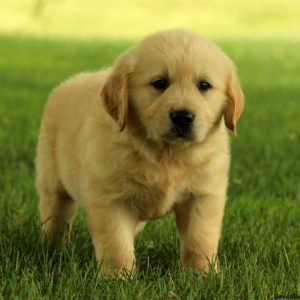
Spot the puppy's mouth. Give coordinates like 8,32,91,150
164,126,195,143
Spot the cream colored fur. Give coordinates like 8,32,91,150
36,29,244,276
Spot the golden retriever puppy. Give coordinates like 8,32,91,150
36,29,244,276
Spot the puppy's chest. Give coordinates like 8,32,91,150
124,165,188,221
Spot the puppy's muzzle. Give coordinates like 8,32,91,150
170,110,195,127
167,110,195,141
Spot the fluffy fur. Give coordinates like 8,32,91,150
36,29,244,276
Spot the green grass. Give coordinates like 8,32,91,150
0,35,300,299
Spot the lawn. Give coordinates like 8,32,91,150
0,35,300,299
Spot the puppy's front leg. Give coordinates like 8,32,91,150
175,194,225,274
85,199,137,277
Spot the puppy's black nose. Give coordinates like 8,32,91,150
169,110,195,127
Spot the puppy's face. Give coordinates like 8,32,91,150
102,30,244,146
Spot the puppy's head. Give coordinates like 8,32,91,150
101,29,244,145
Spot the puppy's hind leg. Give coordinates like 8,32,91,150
38,187,77,243
36,133,77,243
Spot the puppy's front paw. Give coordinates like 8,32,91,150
98,258,136,279
181,250,219,275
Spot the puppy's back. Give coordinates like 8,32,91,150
36,70,111,200
43,70,109,130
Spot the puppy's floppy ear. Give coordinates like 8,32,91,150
101,54,134,131
224,66,244,134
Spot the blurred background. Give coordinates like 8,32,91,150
1,0,299,40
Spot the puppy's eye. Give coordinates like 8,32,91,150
198,80,212,92
151,78,169,91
